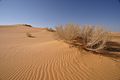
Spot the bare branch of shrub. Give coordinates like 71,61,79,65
80,25,111,52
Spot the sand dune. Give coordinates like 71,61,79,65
0,25,120,80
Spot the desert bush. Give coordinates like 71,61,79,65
16,24,32,27
26,32,35,38
56,24,111,52
56,24,81,42
80,25,110,52
47,28,55,32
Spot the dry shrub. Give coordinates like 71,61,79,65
47,28,55,32
80,25,110,52
56,24,111,52
26,32,35,38
56,24,80,42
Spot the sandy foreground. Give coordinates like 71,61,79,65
0,25,120,80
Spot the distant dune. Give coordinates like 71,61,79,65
0,25,120,80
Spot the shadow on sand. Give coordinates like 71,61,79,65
92,41,120,60
105,41,120,52
72,41,120,61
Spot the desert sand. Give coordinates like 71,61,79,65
0,25,120,80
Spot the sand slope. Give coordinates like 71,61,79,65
0,25,120,80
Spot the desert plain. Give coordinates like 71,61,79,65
0,25,120,80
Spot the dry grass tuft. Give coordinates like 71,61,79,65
56,24,111,53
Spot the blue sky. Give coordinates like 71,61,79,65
0,0,120,31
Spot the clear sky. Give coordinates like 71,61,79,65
0,0,120,31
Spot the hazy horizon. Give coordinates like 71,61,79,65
0,0,120,31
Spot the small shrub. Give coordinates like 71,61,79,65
24,24,32,27
47,28,56,32
26,32,35,38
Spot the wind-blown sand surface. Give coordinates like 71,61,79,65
0,25,120,80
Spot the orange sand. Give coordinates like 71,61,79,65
0,25,120,80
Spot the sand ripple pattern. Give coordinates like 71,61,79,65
0,45,118,80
